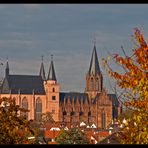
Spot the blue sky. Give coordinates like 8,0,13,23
0,4,148,93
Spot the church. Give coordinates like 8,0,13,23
0,43,120,129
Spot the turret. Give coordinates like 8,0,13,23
47,55,56,82
39,56,46,81
5,57,9,77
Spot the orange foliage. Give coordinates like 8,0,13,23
102,28,148,144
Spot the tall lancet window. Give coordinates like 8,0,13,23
96,78,99,91
21,98,28,120
101,109,106,129
90,78,94,90
35,98,42,121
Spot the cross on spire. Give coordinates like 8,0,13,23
51,54,53,61
41,55,44,62
94,35,96,46
47,54,56,81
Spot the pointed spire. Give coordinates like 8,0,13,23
5,56,9,76
39,55,46,81
47,54,57,81
88,42,100,75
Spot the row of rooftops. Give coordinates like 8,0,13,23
32,121,116,144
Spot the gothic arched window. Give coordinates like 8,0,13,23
96,78,99,91
88,111,91,124
35,98,42,121
90,78,94,90
21,97,28,120
101,110,106,129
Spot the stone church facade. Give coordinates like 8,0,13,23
0,43,120,129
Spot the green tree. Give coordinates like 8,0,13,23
55,128,90,144
0,97,36,144
102,28,148,144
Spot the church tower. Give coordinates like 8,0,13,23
85,42,103,98
44,55,60,122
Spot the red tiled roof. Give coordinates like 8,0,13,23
85,130,109,142
84,131,99,142
48,141,57,144
44,122,61,130
44,130,60,139
99,131,109,137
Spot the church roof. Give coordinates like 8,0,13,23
60,92,89,104
92,93,119,107
60,92,119,107
1,75,45,95
88,44,100,75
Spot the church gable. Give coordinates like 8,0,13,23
65,97,72,112
74,97,80,112
97,92,112,106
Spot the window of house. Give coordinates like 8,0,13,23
52,96,56,100
52,88,55,92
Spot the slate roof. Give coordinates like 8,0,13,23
39,61,46,81
47,60,56,81
1,75,45,95
60,92,119,107
60,92,89,104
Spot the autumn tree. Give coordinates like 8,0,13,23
0,97,37,144
102,28,148,144
41,112,55,124
55,128,90,144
